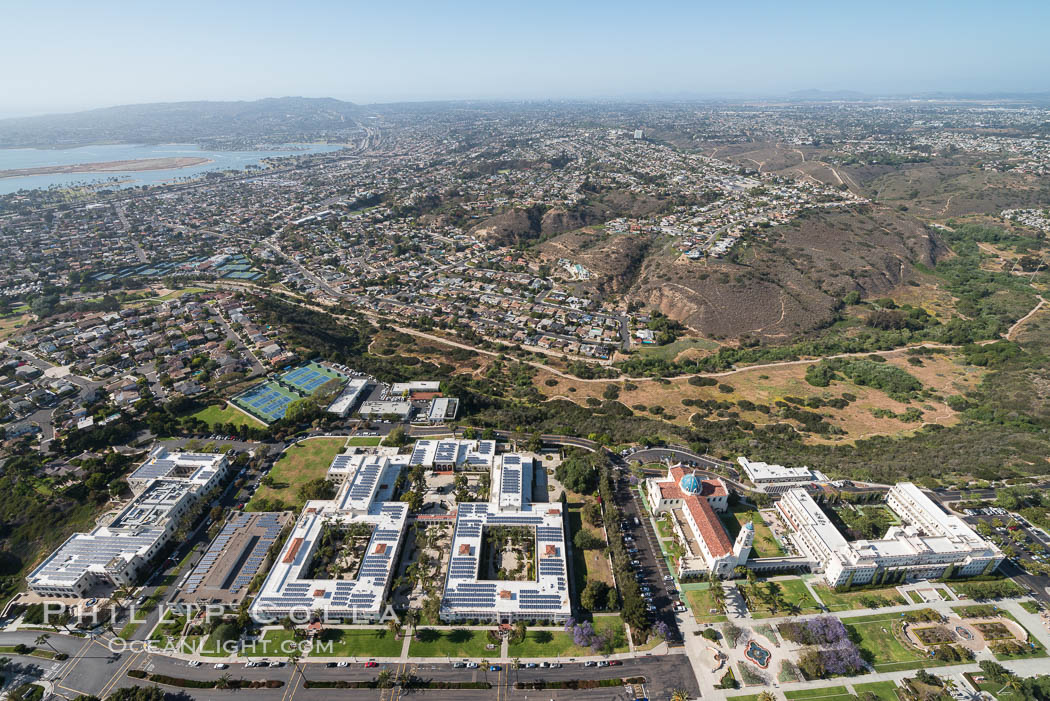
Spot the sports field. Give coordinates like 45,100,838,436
233,381,301,423
280,361,344,394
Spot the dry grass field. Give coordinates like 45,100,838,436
536,348,986,444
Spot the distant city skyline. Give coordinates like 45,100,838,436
3,0,1049,119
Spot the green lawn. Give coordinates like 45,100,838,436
853,682,901,701
685,586,728,624
346,436,382,446
967,673,1026,701
245,437,347,511
192,403,266,430
726,695,762,701
720,508,784,558
906,590,924,604
409,628,493,658
785,687,850,700
256,628,402,658
656,517,673,539
844,615,966,672
508,616,628,658
746,577,821,618
813,585,906,611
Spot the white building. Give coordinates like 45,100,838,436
777,483,1003,588
249,452,409,624
440,453,571,624
327,378,370,418
358,400,412,420
645,465,752,578
427,397,459,424
738,456,829,494
28,448,228,598
408,439,496,471
390,381,441,397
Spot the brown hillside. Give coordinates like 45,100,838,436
627,206,946,340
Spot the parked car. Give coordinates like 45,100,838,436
489,665,501,671
214,663,228,669
365,661,379,668
452,662,466,668
188,661,201,667
466,662,479,669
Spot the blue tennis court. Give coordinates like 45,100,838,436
280,362,343,393
233,382,300,423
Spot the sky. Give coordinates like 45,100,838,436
2,0,1049,117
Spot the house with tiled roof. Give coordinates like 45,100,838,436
646,465,751,578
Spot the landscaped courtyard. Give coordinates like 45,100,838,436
720,507,784,558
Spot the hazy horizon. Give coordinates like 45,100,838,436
3,0,1049,119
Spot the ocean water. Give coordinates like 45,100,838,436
0,142,344,194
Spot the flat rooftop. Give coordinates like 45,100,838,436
250,453,409,619
175,511,292,605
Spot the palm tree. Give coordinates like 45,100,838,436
376,669,393,688
387,618,402,640
758,691,776,701
480,658,490,683
403,610,419,640
671,689,690,701
216,672,234,690
34,634,56,653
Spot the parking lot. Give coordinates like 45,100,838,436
613,470,683,645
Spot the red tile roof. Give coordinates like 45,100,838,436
283,537,304,564
699,479,727,498
686,497,732,557
658,481,685,500
655,464,733,557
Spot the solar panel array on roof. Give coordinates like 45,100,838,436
486,515,542,526
536,526,563,541
434,440,459,463
184,512,286,596
129,458,176,481
538,558,564,577
518,590,565,611
455,519,482,538
448,556,478,580
409,444,429,465
348,464,380,500
330,455,354,471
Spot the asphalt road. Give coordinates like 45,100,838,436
0,630,697,701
